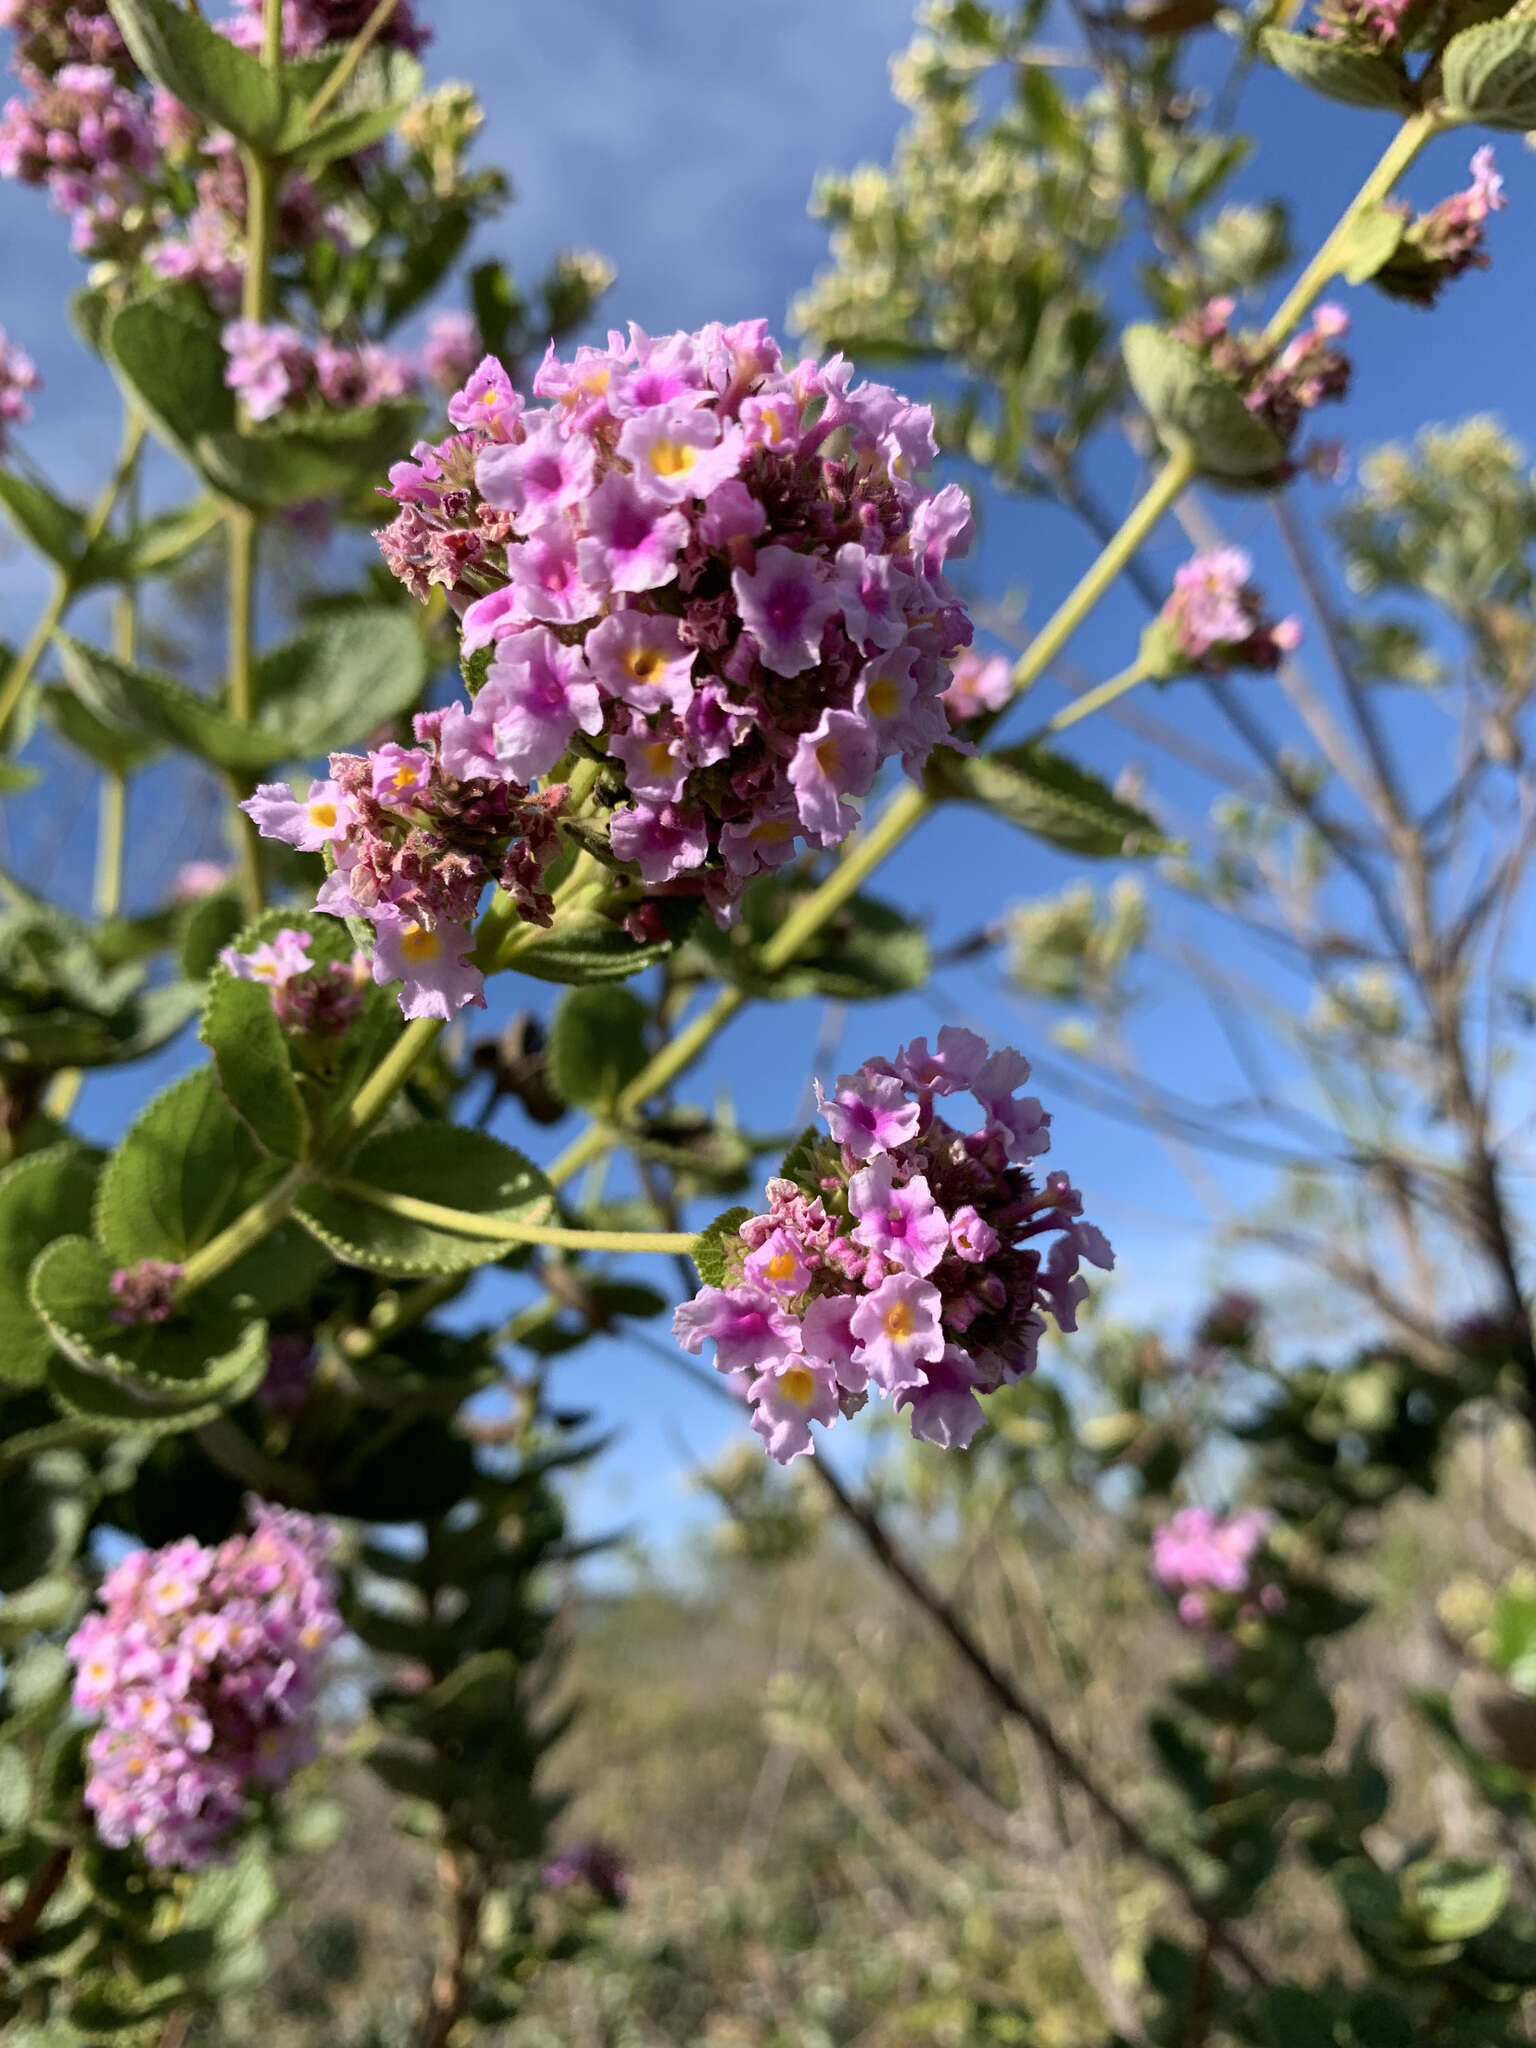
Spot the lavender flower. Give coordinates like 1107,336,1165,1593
1174,298,1351,483
675,1030,1112,1463
109,1260,182,1327
67,1500,341,1868
1151,1506,1283,1633
221,925,368,1038
373,322,975,926
0,323,40,453
1153,548,1301,675
1372,147,1508,308
941,649,1012,726
223,321,417,425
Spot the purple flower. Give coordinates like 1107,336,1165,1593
814,1068,921,1162
423,312,481,396
577,472,689,593
478,411,597,519
673,1285,803,1377
585,610,696,716
222,320,313,423
748,1354,841,1464
787,706,880,844
941,650,1012,725
617,402,746,505
743,1227,814,1298
0,324,40,451
609,801,709,886
1159,548,1301,674
171,860,232,902
506,517,606,626
448,354,522,438
849,1155,950,1277
732,545,840,677
894,1027,989,1097
850,1272,946,1395
240,779,354,853
467,627,603,782
219,927,312,987
371,915,485,1021
370,743,433,809
897,1346,988,1450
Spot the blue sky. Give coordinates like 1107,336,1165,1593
3,3,1533,1557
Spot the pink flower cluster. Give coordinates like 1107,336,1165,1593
374,321,975,923
1151,1506,1283,1633
109,1258,182,1327
1176,298,1351,482
1312,0,1413,51
1158,548,1301,674
674,1029,1112,1464
0,323,39,455
242,710,567,1019
67,1500,341,1869
224,0,430,55
0,21,155,255
942,648,1012,726
1373,147,1507,308
222,319,417,424
220,925,368,1037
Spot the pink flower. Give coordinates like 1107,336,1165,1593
478,411,597,519
942,650,1012,725
814,1068,922,1162
222,320,313,423
370,743,433,809
743,1227,814,1298
608,801,710,885
849,1155,950,1277
788,706,880,842
617,402,746,506
850,1272,946,1395
505,517,606,626
423,312,481,396
371,915,485,1021
897,1345,988,1450
577,472,690,593
462,627,602,782
240,779,353,852
219,927,313,987
448,354,522,437
673,1285,803,1376
748,1354,841,1464
733,545,840,677
585,610,697,716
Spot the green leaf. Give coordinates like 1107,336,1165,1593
295,1124,552,1278
1337,202,1407,287
547,987,650,1110
94,1065,331,1313
106,295,234,457
0,1746,30,1834
1404,1856,1510,1944
0,470,86,571
0,1144,101,1389
278,47,425,164
83,499,221,585
514,906,684,985
928,742,1173,857
1260,28,1412,111
691,1206,750,1288
57,635,288,776
180,886,247,981
192,399,424,512
30,1236,269,1415
254,607,429,755
201,974,309,1163
691,885,930,1002
1443,17,1536,128
1122,324,1288,483
38,685,163,775
107,0,287,146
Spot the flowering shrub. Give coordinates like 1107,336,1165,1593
67,1502,340,1867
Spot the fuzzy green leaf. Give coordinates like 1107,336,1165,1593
0,471,86,572
0,1144,100,1389
1261,28,1413,111
1443,16,1536,127
691,1206,751,1288
928,742,1173,857
1123,324,1288,483
30,1236,268,1418
277,47,425,164
201,975,309,1162
296,1124,552,1277
514,906,685,985
107,0,287,145
254,608,430,754
38,686,163,774
547,987,651,1110
1337,202,1407,287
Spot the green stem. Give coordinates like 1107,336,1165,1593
93,774,126,920
331,1015,443,1148
1031,660,1150,742
226,507,262,916
261,0,283,66
302,0,404,128
177,1165,310,1297
339,1274,466,1361
327,1177,697,1255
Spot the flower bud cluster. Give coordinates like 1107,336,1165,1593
0,32,155,255
242,710,568,1019
225,0,430,54
1151,1506,1284,1634
1176,298,1351,481
1151,547,1301,676
374,321,975,924
220,925,369,1038
222,319,418,424
0,323,40,455
109,1258,183,1327
674,1029,1112,1464
67,1500,342,1868
1373,147,1506,309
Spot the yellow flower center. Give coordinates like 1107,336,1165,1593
400,924,442,964
253,962,280,980
766,1250,797,1285
780,1366,816,1408
392,765,417,791
648,439,696,478
883,1298,916,1342
643,740,673,774
625,647,665,683
866,676,902,720
307,799,338,830
750,816,795,846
